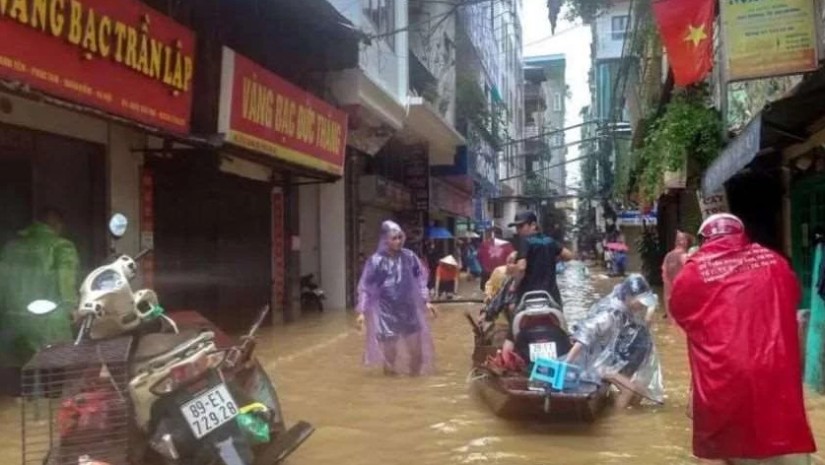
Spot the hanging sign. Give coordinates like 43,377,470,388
721,0,819,81
697,189,730,220
219,48,348,175
0,0,196,133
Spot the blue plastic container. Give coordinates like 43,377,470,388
529,358,581,391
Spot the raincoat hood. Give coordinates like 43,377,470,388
670,230,815,459
378,220,405,253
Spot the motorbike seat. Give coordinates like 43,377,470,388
512,305,572,363
132,330,202,364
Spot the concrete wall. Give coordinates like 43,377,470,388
107,125,144,258
329,0,408,104
593,2,630,61
408,0,457,123
496,200,520,238
299,184,321,279
319,179,347,309
620,226,643,273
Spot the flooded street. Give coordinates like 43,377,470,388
1,264,825,464
256,264,825,465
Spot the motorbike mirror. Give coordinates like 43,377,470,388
108,213,128,238
27,300,58,315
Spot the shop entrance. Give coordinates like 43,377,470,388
791,174,825,306
0,123,106,271
150,153,272,330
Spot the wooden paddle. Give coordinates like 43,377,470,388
603,372,664,406
464,311,484,339
431,298,485,304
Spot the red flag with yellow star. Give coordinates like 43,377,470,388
652,0,715,87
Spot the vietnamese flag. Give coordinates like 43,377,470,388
652,0,715,87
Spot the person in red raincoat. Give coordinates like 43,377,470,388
670,213,815,464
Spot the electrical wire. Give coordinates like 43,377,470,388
368,0,505,40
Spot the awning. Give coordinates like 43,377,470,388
402,96,466,165
702,66,825,194
702,114,763,194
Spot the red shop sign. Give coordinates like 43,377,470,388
218,47,348,176
0,0,195,133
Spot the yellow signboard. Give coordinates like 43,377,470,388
721,0,819,81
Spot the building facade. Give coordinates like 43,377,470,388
523,55,567,198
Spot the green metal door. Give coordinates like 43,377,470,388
791,175,825,307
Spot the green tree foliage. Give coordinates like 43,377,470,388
633,87,723,201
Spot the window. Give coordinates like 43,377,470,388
365,0,396,49
553,92,562,111
611,15,629,41
493,200,503,219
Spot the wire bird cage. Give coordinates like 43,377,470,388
21,336,134,465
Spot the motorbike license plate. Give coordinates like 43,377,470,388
180,383,239,439
529,342,557,362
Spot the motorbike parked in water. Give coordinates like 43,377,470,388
299,274,324,312
21,214,313,465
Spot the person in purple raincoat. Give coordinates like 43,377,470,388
356,221,437,376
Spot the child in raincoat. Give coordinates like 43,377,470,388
566,274,664,409
356,221,437,376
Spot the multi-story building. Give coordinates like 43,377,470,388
588,0,632,198
495,0,526,224
575,0,634,251
523,55,567,198
445,0,524,235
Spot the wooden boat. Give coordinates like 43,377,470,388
467,314,611,423
469,364,611,422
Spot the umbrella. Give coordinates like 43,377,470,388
462,231,481,239
605,242,629,252
427,227,453,239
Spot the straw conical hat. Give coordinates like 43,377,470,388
439,255,459,267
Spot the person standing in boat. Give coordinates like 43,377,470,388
508,210,574,308
356,221,437,376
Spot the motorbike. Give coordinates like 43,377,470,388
299,274,324,312
21,213,313,465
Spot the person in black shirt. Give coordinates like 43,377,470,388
508,210,574,308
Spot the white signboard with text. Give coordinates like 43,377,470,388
697,189,730,220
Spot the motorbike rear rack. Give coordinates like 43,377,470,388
21,336,134,465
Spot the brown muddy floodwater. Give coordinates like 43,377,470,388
2,262,825,464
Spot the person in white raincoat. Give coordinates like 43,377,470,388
565,274,664,409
